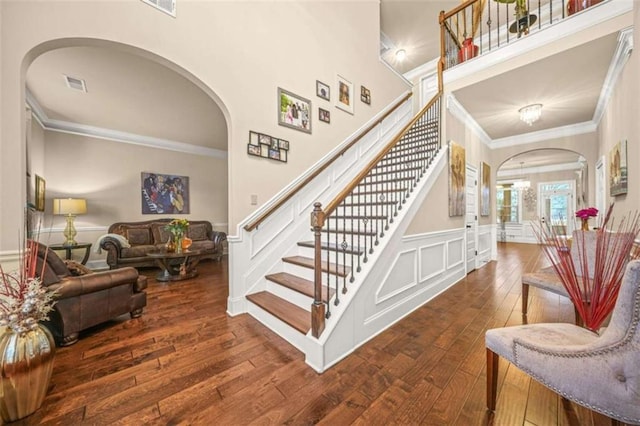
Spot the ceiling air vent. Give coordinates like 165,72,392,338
141,0,176,17
64,75,87,93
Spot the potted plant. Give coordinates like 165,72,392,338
0,239,56,422
165,218,190,253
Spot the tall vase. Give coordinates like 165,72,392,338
0,325,55,422
581,218,590,231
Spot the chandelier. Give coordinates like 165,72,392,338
519,103,543,126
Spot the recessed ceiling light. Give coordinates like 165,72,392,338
395,49,407,61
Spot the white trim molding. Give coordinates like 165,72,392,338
26,89,227,159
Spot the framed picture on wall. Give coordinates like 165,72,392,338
319,108,330,123
448,141,465,217
278,87,312,134
35,175,46,212
609,140,628,196
316,80,330,101
335,74,354,114
141,172,190,214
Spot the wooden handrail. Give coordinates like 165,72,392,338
442,0,482,21
243,92,413,232
322,91,443,220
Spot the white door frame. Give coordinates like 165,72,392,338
465,164,478,274
595,155,606,218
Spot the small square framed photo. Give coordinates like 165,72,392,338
319,108,330,124
249,131,260,146
268,148,281,161
336,75,354,114
278,139,289,150
361,86,371,105
248,144,262,156
259,134,272,145
278,87,312,134
316,80,330,101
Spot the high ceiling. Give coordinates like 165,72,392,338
25,2,624,169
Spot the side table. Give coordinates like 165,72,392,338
49,242,92,265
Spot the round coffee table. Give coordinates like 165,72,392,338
146,249,202,282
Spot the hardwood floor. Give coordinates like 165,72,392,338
22,243,621,425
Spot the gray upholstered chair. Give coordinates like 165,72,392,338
486,259,640,425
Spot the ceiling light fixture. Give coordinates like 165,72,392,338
519,103,542,126
513,161,530,189
395,49,407,61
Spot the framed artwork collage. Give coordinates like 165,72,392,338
248,131,289,163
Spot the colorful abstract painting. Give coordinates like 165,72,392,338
141,172,190,214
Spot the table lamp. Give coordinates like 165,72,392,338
53,198,87,246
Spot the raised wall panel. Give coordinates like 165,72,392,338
375,249,417,303
447,237,464,268
419,242,446,282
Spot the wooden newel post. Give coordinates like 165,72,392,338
310,202,326,338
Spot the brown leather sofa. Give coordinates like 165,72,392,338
99,219,226,269
36,243,147,346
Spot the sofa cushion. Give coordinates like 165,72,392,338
190,240,215,251
125,227,152,246
188,223,209,241
151,223,173,245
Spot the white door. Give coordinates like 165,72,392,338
465,164,478,274
538,181,576,235
595,156,606,217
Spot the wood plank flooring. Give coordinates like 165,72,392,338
21,243,623,425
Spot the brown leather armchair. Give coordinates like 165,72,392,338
35,242,147,346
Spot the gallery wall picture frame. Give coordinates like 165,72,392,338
247,131,289,163
277,87,312,134
319,108,330,124
316,80,330,101
35,174,46,212
360,86,371,105
448,141,466,217
335,74,354,114
609,139,628,196
480,161,490,216
141,172,190,215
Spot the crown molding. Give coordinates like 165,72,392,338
446,94,492,146
592,26,633,125
25,89,227,159
445,22,632,151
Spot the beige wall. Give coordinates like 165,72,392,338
597,5,639,214
0,0,409,256
405,110,492,235
38,130,227,262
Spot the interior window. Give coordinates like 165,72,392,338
497,185,520,223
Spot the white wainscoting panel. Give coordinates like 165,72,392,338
375,249,418,304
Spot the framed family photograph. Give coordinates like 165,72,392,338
336,75,354,114
319,108,330,123
316,80,330,101
361,86,371,105
278,87,312,134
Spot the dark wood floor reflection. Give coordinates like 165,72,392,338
23,243,619,425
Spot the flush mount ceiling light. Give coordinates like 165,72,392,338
519,103,542,126
395,49,407,61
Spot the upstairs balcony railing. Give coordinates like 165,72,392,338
440,0,603,70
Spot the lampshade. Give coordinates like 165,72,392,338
53,198,87,216
519,104,543,126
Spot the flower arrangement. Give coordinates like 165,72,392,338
0,240,56,334
534,204,640,331
165,218,189,239
575,207,598,220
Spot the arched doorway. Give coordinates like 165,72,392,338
496,148,588,242
23,39,230,269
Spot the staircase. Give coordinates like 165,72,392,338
246,94,442,342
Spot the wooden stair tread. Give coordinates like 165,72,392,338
246,291,310,334
283,255,350,277
320,228,377,236
265,272,335,299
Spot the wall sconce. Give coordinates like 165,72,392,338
53,198,87,246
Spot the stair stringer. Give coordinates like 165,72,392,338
228,94,413,321
304,148,466,372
